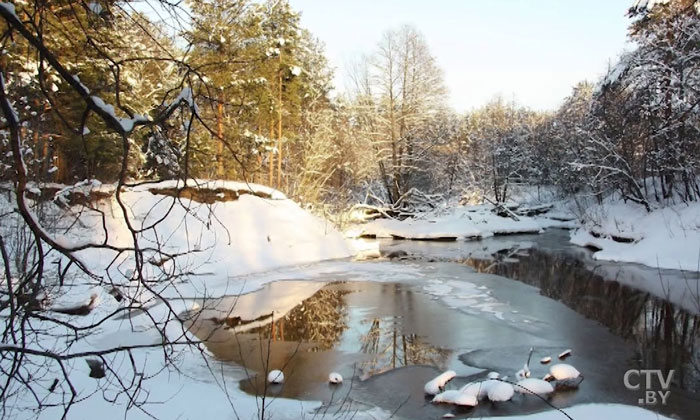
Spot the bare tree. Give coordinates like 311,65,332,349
0,2,257,418
348,25,447,205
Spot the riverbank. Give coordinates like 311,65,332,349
346,191,700,273
2,182,697,420
570,198,700,271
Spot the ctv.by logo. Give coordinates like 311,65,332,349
623,369,674,406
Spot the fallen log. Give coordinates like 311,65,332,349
483,196,520,221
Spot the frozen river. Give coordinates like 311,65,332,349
187,229,700,419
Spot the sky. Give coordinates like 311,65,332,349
288,0,634,112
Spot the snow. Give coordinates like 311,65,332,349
500,404,674,420
0,2,17,18
0,179,353,315
0,180,364,420
549,363,581,381
132,178,287,200
460,381,491,400
432,389,460,404
87,2,103,15
70,180,352,295
453,392,478,406
267,369,284,384
631,0,670,12
72,75,90,94
353,205,550,241
91,95,117,117
597,56,629,93
118,114,150,132
0,181,692,420
166,86,198,113
558,349,572,359
570,200,700,271
515,378,554,395
424,370,456,395
89,95,151,132
487,380,515,402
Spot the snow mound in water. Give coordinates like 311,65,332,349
487,380,514,402
432,389,460,404
267,369,284,384
424,370,456,395
515,378,554,395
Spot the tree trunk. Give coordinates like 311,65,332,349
277,64,283,190
268,119,274,186
216,99,224,178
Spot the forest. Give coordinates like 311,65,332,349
2,0,698,209
1,1,700,420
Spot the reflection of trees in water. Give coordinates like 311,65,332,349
357,318,451,380
638,301,700,390
249,288,350,351
466,250,700,391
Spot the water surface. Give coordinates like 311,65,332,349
185,229,699,419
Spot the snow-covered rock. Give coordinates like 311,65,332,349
459,372,502,401
549,363,580,379
424,370,456,395
549,363,582,387
452,391,478,407
432,390,460,404
487,380,514,402
460,381,490,401
515,378,554,396
267,369,284,384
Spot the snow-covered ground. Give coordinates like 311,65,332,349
0,180,356,419
37,259,680,420
347,185,700,273
497,404,674,420
571,198,700,272
1,182,695,419
70,179,352,281
348,204,573,241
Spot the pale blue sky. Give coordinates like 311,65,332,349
289,0,634,112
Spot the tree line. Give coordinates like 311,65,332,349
1,0,698,209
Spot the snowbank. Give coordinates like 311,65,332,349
571,200,700,271
351,205,567,241
0,180,354,306
0,180,358,419
72,180,352,282
499,403,673,420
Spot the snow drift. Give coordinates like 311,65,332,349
570,199,700,272
350,205,569,241
5,179,353,290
